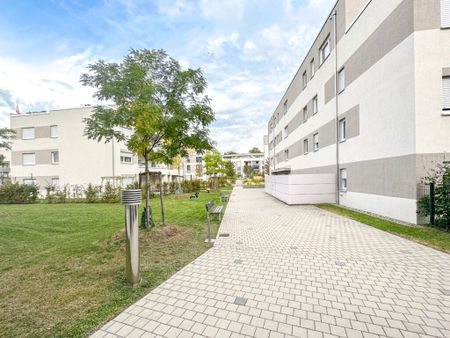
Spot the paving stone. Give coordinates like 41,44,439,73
90,188,450,338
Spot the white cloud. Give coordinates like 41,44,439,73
200,0,245,22
206,32,239,57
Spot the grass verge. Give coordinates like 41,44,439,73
317,204,450,253
0,191,227,338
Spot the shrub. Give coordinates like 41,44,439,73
85,183,100,203
101,182,121,203
0,182,39,204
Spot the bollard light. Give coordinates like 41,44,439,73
121,189,142,285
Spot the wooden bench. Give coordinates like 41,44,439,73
205,199,223,243
219,191,230,202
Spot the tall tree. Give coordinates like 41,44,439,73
249,147,262,154
243,164,254,178
0,128,15,166
203,150,223,189
81,49,214,228
222,160,236,178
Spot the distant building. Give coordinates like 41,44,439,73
266,0,450,224
183,150,207,181
0,149,11,184
223,152,264,178
9,107,183,191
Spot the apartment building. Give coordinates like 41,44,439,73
223,152,264,178
266,0,450,224
9,107,182,191
183,150,207,181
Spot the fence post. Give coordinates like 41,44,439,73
429,183,435,226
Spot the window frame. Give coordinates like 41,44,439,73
338,68,346,93
283,100,288,114
441,0,450,28
313,95,318,115
120,152,132,164
313,133,319,151
302,71,308,89
22,152,36,166
284,125,289,138
50,125,58,138
303,139,309,155
284,149,289,161
22,127,35,140
303,106,308,122
23,178,37,185
443,76,450,114
51,151,59,164
310,59,315,78
319,36,331,65
340,168,348,191
339,118,347,142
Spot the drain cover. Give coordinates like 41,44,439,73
234,259,242,264
219,233,230,237
234,297,248,305
335,261,346,266
290,246,298,250
440,289,450,296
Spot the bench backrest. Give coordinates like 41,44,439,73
206,199,214,212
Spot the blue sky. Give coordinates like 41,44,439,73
0,0,334,152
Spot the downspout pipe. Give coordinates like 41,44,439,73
331,9,340,205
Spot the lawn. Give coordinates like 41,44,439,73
0,191,227,338
318,204,450,253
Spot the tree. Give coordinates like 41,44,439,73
243,164,254,178
81,48,214,228
204,150,223,189
224,150,237,155
249,147,262,153
172,156,183,177
195,163,203,178
264,158,270,175
222,160,236,178
0,128,15,166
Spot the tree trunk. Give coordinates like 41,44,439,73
159,172,165,225
144,153,152,229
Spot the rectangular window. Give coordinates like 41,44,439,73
52,177,59,188
302,71,308,89
284,149,289,160
313,133,319,151
22,153,35,166
443,76,450,112
310,59,315,77
22,127,35,140
313,95,318,115
339,118,347,142
187,165,191,172
338,68,345,93
50,125,58,138
51,151,59,164
303,106,308,122
442,0,450,27
196,156,202,163
23,178,36,185
120,152,132,164
340,168,347,191
284,125,289,138
283,100,288,114
303,139,309,154
320,36,331,64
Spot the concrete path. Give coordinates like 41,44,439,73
92,188,450,338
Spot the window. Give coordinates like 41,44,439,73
443,76,450,113
120,152,132,164
302,71,308,89
284,149,289,160
23,178,36,185
310,59,315,77
283,100,288,114
303,139,309,154
51,151,59,164
22,127,35,140
284,125,289,138
303,106,308,122
196,156,202,163
313,95,318,115
338,68,345,93
52,177,59,188
187,165,191,172
339,118,347,142
313,133,319,151
442,0,450,27
50,125,58,138
340,168,347,191
320,36,331,64
22,153,35,166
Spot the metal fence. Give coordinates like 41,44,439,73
417,182,450,231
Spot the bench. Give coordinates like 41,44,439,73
205,199,223,243
219,190,230,202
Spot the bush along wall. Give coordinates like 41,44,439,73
0,183,39,204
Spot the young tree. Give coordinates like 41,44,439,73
0,128,15,166
243,164,254,178
224,150,237,155
195,163,203,179
264,158,270,175
204,150,223,189
81,49,214,228
249,147,262,154
222,160,236,178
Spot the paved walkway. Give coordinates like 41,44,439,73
92,188,450,338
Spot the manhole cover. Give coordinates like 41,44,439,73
219,233,230,237
234,259,242,264
335,261,346,266
440,289,450,296
290,246,298,250
234,297,248,305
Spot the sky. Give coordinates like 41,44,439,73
0,0,334,153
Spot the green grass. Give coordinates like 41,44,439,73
318,204,450,253
0,191,226,338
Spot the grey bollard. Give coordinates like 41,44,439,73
121,189,142,285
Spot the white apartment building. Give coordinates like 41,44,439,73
223,152,264,178
183,151,207,181
10,107,182,191
266,0,450,224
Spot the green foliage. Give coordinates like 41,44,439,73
222,160,236,178
243,164,254,178
85,183,100,203
0,127,15,151
248,147,262,153
0,182,38,204
203,150,223,176
101,182,121,203
243,175,265,186
224,150,237,155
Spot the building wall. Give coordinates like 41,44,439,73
223,153,264,178
266,0,450,224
